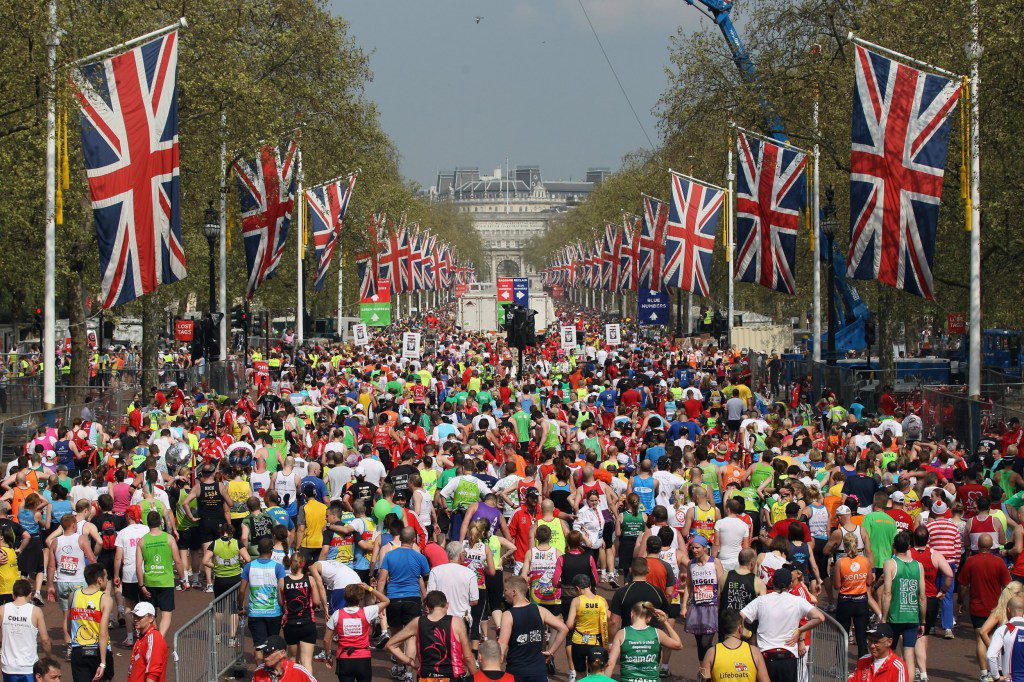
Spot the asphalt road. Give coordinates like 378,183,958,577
41,585,980,682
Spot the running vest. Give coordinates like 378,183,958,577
720,570,757,615
54,533,87,584
536,517,566,553
299,500,327,549
528,546,561,604
333,608,371,659
1,602,37,674
462,541,489,589
620,625,660,682
140,531,175,587
711,642,758,682
691,504,717,542
69,587,104,649
211,537,242,578
888,555,921,624
569,595,609,646
632,475,656,514
197,480,223,520
690,559,719,607
418,614,467,679
452,477,482,511
806,504,830,540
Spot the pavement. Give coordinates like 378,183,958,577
40,584,981,681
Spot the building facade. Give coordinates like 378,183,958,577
431,165,608,279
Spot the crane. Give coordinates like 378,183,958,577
683,0,870,353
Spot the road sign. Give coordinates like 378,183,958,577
512,278,529,306
360,302,391,327
174,319,195,342
638,290,670,326
946,313,966,335
560,325,578,350
497,277,514,321
352,323,369,347
551,285,564,299
363,278,392,304
454,283,468,297
605,323,621,346
402,331,422,359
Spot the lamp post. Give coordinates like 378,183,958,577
822,187,838,366
202,202,220,363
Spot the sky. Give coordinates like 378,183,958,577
329,0,706,189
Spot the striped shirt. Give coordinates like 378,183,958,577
986,617,1024,681
926,518,963,564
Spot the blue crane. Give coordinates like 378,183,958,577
684,0,870,352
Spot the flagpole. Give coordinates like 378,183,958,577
218,112,228,362
812,97,822,364
296,149,304,348
967,0,982,398
72,18,187,66
727,134,735,350
337,253,344,339
43,0,58,407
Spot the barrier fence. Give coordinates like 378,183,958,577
172,582,244,682
922,382,1024,446
808,613,851,681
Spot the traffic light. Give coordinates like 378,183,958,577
865,316,876,347
505,305,538,350
231,305,247,330
32,307,42,333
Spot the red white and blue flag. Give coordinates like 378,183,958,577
619,214,641,292
848,44,962,300
305,172,357,292
233,140,298,298
73,30,186,309
663,171,724,297
735,132,807,295
637,196,668,292
377,221,412,295
357,212,383,301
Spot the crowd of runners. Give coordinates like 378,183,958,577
0,299,1021,682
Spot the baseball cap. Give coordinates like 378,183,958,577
835,505,852,516
132,602,156,618
585,648,610,666
772,568,793,589
889,491,906,503
866,622,894,639
524,487,540,499
256,635,287,655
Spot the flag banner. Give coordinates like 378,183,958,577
402,331,422,359
638,289,671,326
663,171,724,297
559,326,578,350
356,252,376,301
360,303,390,327
377,223,412,295
352,323,369,347
638,196,668,291
735,132,807,295
619,214,641,292
513,277,529,306
605,323,621,346
601,226,615,291
234,139,298,298
73,30,186,309
306,172,356,292
847,43,962,300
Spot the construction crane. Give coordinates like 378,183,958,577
683,0,870,353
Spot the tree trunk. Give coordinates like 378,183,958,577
878,285,895,374
141,294,160,396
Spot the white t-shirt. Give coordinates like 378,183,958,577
740,591,815,656
326,466,353,500
114,523,150,583
355,458,386,488
653,471,684,508
426,563,479,619
714,516,750,570
70,484,99,507
317,560,361,592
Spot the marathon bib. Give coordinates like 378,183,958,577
59,554,80,576
342,618,364,637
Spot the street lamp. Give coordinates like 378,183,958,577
202,202,220,362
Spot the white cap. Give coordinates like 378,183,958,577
889,491,906,504
836,505,853,516
132,602,156,618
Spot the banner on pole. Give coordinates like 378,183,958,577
361,278,391,304
638,290,671,326
560,326,578,350
497,277,513,320
946,313,966,335
402,331,422,359
454,283,468,298
605,323,621,346
512,278,529,306
551,285,564,299
352,323,369,347
174,319,194,342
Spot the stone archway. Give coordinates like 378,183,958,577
496,259,521,277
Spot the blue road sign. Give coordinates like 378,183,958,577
638,290,670,326
512,278,529,306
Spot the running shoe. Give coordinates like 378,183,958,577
944,628,954,639
204,584,214,593
567,671,576,682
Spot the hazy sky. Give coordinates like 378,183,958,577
329,0,705,189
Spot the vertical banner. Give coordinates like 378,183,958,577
402,331,422,359
361,278,392,326
638,289,671,326
605,323,621,346
560,326,578,350
512,277,530,306
352,323,369,347
497,277,513,321
551,284,564,299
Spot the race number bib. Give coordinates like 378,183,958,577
342,619,364,637
59,554,80,576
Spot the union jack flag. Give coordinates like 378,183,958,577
305,172,357,292
72,30,186,309
233,140,298,298
638,196,668,292
663,171,724,297
357,212,383,301
377,222,412,295
601,225,617,291
848,44,962,300
735,132,807,295
619,213,642,292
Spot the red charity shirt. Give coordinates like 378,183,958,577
960,552,1011,617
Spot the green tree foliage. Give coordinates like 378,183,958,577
527,0,1024,338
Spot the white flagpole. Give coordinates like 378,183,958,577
727,134,735,349
296,149,304,347
812,97,822,364
43,0,57,406
337,253,344,338
218,112,228,362
968,0,982,397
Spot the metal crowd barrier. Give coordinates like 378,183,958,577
172,582,244,682
807,612,850,682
